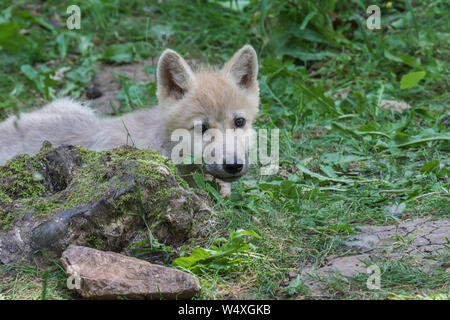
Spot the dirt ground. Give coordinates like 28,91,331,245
299,218,449,297
84,58,157,114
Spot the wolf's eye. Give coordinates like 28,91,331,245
202,124,208,134
234,117,246,128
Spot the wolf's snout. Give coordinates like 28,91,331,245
204,152,248,182
222,154,245,174
224,163,243,174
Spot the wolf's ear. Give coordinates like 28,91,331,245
223,45,258,92
157,49,195,102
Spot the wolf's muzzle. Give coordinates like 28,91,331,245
223,163,243,174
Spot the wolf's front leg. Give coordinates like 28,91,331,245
216,179,232,197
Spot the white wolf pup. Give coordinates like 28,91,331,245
0,45,260,195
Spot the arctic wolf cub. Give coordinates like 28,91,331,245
0,45,260,193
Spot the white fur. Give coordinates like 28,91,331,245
0,98,170,165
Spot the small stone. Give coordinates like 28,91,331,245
61,245,201,300
379,99,411,113
85,85,103,99
251,216,261,224
217,179,231,197
288,270,298,279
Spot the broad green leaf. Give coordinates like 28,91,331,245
172,229,260,273
400,71,426,89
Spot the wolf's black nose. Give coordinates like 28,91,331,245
224,164,243,174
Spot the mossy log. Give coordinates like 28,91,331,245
0,142,215,265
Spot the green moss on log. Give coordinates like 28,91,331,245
0,145,186,231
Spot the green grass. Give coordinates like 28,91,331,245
0,0,449,300
0,263,75,300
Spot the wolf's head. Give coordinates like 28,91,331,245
157,45,259,182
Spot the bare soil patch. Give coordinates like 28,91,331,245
84,58,156,114
299,218,449,297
